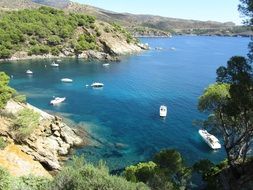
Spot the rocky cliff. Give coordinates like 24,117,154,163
0,100,87,177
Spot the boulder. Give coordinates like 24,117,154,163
60,126,83,146
51,123,60,132
54,131,61,137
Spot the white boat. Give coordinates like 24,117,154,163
199,129,221,150
51,62,59,67
56,59,62,62
103,63,110,67
91,82,104,88
61,78,73,83
160,105,167,117
26,70,33,74
50,97,66,105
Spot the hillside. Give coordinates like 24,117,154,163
0,6,146,61
63,2,252,36
35,0,253,36
0,0,251,37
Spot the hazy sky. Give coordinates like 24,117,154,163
72,0,244,25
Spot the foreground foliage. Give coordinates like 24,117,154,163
125,149,192,190
198,56,253,176
52,156,149,190
0,156,149,190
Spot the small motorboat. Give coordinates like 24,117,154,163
56,59,62,62
91,82,104,88
26,70,33,74
199,129,221,150
85,84,89,87
61,78,73,83
51,62,59,67
160,105,167,117
103,63,110,67
50,97,66,105
155,47,163,50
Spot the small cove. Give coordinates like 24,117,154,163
0,36,250,171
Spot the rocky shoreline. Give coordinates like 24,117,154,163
0,43,149,63
0,100,88,177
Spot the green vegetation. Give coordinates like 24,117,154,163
195,1,253,187
193,159,229,189
0,137,7,150
0,156,149,190
0,167,12,190
13,108,40,142
71,33,97,55
51,156,149,190
198,56,253,176
125,161,157,183
112,23,136,44
0,167,50,190
0,72,16,109
0,72,26,110
0,6,97,58
13,94,26,103
125,149,192,190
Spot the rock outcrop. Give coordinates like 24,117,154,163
20,116,84,170
1,100,87,174
0,144,52,178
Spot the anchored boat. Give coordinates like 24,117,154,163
91,82,104,88
50,97,66,105
26,70,33,74
51,62,59,67
199,129,221,150
61,78,73,83
160,105,167,117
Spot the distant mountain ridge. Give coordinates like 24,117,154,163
0,0,252,36
31,0,70,9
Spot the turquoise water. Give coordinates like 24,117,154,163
0,36,250,171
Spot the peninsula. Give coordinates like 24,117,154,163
0,6,148,62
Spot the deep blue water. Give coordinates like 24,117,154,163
0,36,250,171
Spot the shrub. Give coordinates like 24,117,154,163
29,40,37,46
0,167,12,190
0,48,12,59
0,137,7,150
96,31,101,37
52,156,149,190
104,26,111,33
0,72,16,109
14,175,51,190
51,47,61,56
125,161,157,183
13,94,26,103
13,108,40,142
28,45,50,56
47,36,61,46
124,149,192,190
153,149,184,175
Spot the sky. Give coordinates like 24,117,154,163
72,0,244,25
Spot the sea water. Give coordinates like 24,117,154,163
0,36,250,171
